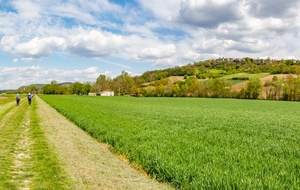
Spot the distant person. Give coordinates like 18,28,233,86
27,93,32,105
16,93,20,106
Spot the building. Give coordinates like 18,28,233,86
100,90,114,96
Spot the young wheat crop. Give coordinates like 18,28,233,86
41,95,300,189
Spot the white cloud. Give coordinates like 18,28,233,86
0,35,19,52
51,2,97,25
0,66,103,89
154,58,176,68
13,37,66,61
137,0,181,20
177,0,242,28
11,0,42,19
67,30,127,58
135,44,176,60
182,51,201,61
1,30,127,61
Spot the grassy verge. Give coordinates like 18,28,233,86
30,98,72,189
0,97,72,189
0,100,27,189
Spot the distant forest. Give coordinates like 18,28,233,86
12,57,300,101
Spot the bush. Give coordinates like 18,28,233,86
232,77,249,80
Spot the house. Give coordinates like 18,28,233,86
100,90,114,96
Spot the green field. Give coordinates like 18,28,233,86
40,95,300,189
221,73,270,85
222,72,270,80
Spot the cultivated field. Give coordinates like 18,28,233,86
40,95,300,189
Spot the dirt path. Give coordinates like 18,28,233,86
36,96,172,190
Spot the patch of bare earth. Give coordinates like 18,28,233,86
36,96,172,190
259,74,297,84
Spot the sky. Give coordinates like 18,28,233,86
1,0,300,89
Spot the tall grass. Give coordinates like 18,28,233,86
40,95,300,189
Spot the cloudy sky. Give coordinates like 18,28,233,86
1,0,300,89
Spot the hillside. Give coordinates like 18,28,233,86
9,57,300,101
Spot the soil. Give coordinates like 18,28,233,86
36,96,172,190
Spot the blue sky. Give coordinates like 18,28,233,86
1,0,300,89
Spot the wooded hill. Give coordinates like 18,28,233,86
19,57,300,101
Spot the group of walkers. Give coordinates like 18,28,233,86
16,93,33,106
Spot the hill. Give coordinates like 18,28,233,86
19,84,46,90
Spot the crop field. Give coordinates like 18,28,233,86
40,95,300,189
222,72,270,80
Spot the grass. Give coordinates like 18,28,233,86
29,100,72,189
0,94,16,105
0,97,28,189
222,72,270,80
208,69,226,74
222,73,270,85
40,95,300,189
0,96,72,189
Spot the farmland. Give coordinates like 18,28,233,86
40,95,300,189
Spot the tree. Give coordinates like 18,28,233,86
114,71,135,95
94,74,109,94
245,78,262,99
71,82,84,95
42,80,60,94
155,84,165,97
207,78,229,98
172,84,180,97
84,83,92,95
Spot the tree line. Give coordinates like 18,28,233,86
18,57,300,101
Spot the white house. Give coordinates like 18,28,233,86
100,90,114,96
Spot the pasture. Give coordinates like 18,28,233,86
222,72,270,80
40,95,300,189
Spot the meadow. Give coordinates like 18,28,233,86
222,73,270,84
40,95,300,189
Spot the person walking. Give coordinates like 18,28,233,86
16,93,20,106
27,93,32,105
